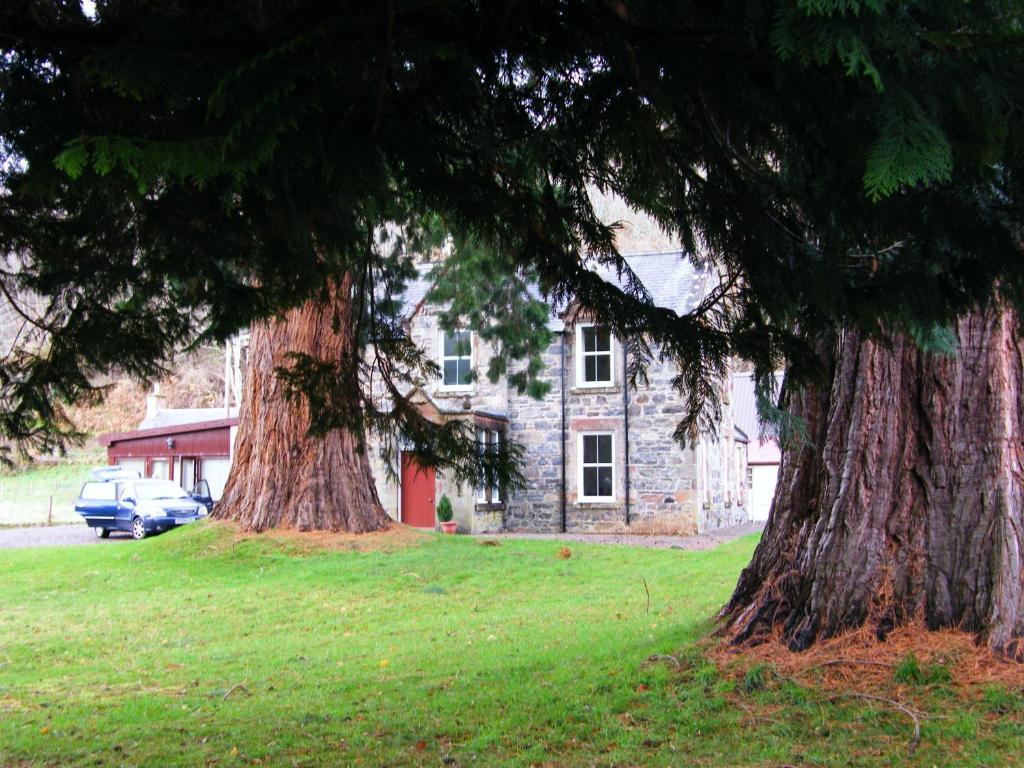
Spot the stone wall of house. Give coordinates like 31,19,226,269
368,306,749,535
409,306,508,417
504,340,565,532
692,383,750,532
436,467,479,532
504,323,748,534
366,301,512,534
623,357,701,535
368,441,401,522
411,304,509,534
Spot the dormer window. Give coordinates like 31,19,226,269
576,323,613,386
441,329,473,388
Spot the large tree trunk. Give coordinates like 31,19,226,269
723,307,1024,654
215,276,390,533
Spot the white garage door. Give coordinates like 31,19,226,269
749,464,780,522
199,458,231,501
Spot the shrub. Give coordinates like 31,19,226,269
436,494,454,523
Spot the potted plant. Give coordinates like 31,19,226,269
437,495,457,534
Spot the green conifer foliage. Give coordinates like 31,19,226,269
0,1,1021,474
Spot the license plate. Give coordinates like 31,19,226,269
175,517,196,525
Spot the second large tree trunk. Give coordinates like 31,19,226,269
215,276,390,533
723,307,1024,654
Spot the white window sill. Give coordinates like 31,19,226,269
570,385,620,396
576,498,617,506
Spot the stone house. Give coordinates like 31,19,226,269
368,251,750,535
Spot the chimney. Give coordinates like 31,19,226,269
146,383,165,421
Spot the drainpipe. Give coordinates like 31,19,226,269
623,341,631,527
560,330,567,533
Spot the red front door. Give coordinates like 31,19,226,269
401,453,436,528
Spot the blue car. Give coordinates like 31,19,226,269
75,472,212,540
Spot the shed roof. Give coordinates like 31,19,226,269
731,371,784,465
99,417,239,447
138,407,238,431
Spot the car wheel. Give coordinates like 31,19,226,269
94,526,110,539
131,517,147,540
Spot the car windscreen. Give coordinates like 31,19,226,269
134,481,190,501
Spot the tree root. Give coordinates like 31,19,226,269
646,654,682,670
222,683,250,701
834,692,922,757
810,658,895,671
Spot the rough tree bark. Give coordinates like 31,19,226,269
723,307,1024,653
215,275,390,533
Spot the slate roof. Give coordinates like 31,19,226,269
593,251,710,317
401,251,712,330
138,407,239,430
398,268,435,317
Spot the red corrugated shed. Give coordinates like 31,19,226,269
99,418,237,460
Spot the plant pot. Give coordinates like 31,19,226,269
440,521,458,534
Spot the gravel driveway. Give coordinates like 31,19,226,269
484,521,764,550
0,524,131,549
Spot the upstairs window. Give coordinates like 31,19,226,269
476,428,503,504
576,324,613,386
441,329,472,388
579,433,614,501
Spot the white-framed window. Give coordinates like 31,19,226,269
578,432,615,501
150,458,169,480
575,323,614,387
440,329,473,388
476,428,503,504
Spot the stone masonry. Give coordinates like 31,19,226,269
369,253,750,535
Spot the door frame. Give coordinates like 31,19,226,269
399,450,436,528
147,456,173,481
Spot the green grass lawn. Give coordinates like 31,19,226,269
1,525,1021,767
0,450,104,527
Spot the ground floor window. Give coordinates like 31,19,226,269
476,428,503,504
115,458,146,476
179,457,197,490
579,432,614,501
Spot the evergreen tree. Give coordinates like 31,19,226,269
2,2,1024,634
